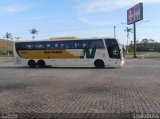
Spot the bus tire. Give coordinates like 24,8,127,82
94,59,104,68
37,60,46,68
28,60,36,68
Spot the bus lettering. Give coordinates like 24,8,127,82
44,50,62,54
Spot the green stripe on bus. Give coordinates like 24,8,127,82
80,49,96,59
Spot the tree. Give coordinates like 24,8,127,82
124,27,132,46
154,42,160,52
29,28,38,40
6,32,12,39
128,38,160,52
5,32,12,56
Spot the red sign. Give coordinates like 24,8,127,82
127,3,143,25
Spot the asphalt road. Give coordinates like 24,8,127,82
0,57,160,118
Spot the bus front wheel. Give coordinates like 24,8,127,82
28,60,36,68
37,60,46,68
94,60,104,68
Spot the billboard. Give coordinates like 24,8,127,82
127,3,143,25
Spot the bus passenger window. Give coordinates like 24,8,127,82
15,43,25,50
46,43,51,49
96,40,104,48
89,40,96,48
73,42,79,49
26,43,34,50
53,42,59,49
35,42,45,49
83,43,87,48
65,41,73,49
60,42,65,49
80,41,88,48
37,44,43,49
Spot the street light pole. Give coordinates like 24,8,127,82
114,26,116,38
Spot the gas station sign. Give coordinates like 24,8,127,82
127,3,143,25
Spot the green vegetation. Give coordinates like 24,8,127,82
126,52,146,55
126,52,160,59
143,56,160,59
127,38,160,52
29,28,38,40
0,54,13,57
126,38,160,59
0,50,13,57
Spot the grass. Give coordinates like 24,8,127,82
126,52,156,55
127,52,160,55
0,54,13,57
143,56,160,59
126,52,160,59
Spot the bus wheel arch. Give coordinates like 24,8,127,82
37,59,46,68
28,60,36,68
94,59,104,68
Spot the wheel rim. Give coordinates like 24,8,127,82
37,60,45,68
28,60,36,68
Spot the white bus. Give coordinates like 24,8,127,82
13,37,125,68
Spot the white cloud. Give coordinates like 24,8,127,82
0,4,33,15
21,15,62,26
78,0,160,14
79,15,112,25
76,0,160,25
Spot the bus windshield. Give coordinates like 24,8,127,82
105,39,120,59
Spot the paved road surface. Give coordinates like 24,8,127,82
0,58,160,118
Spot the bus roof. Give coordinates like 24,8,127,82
49,36,80,40
14,37,117,43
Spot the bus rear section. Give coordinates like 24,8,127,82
13,38,124,68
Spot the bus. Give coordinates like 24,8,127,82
13,37,125,68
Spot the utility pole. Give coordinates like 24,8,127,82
114,26,116,38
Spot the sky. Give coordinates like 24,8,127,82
0,0,160,44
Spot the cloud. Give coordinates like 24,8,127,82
21,15,62,25
78,15,113,25
78,0,160,14
76,0,160,25
0,4,33,15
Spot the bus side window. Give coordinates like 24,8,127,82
73,41,79,49
35,42,45,50
89,40,96,48
80,41,88,49
15,43,25,50
59,41,65,49
83,41,88,48
65,41,73,49
25,43,34,50
53,42,59,49
96,40,104,48
46,42,51,50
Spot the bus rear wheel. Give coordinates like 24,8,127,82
37,60,46,68
28,60,36,68
94,60,104,68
